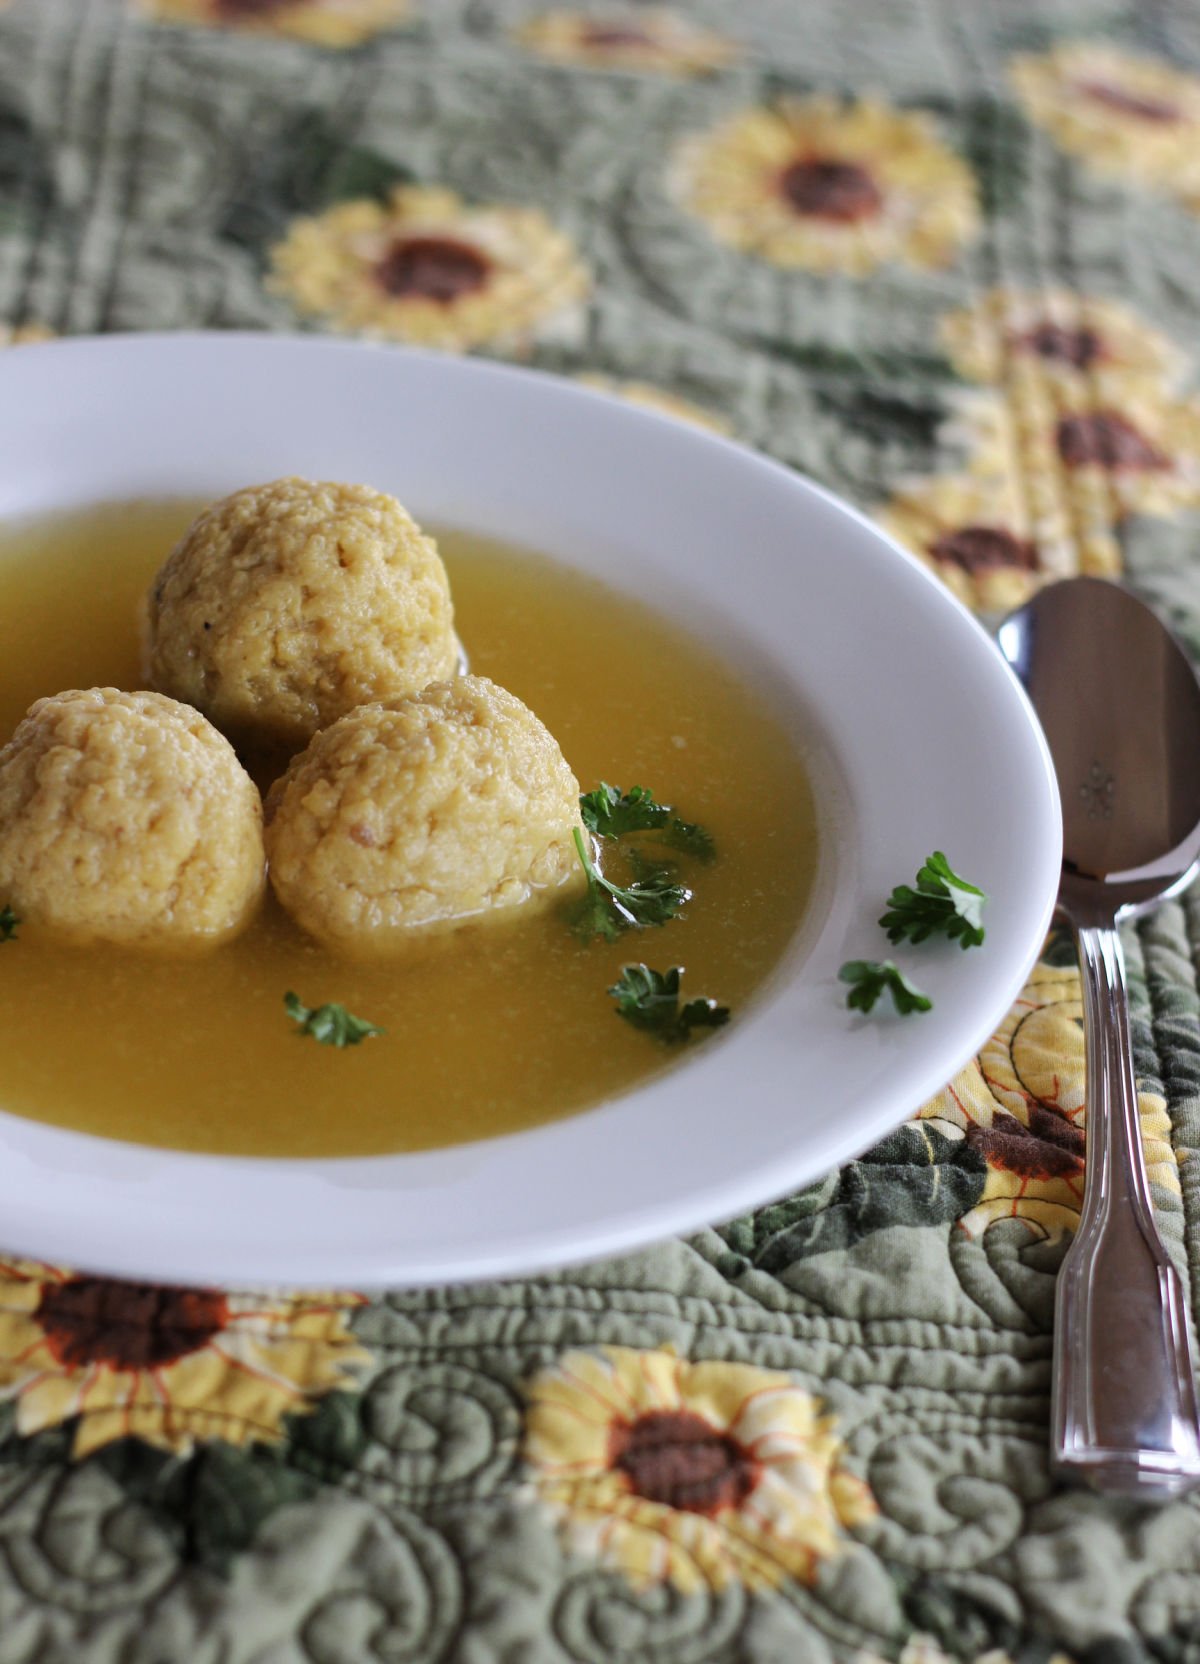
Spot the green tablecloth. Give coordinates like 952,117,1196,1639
2,2,1200,1659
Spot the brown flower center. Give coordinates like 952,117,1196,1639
930,524,1038,575
376,236,492,304
610,1408,758,1516
579,25,656,49
1022,322,1103,369
213,0,292,17
1075,79,1181,123
1056,411,1167,470
779,158,883,223
36,1276,229,1371
966,1104,1085,1180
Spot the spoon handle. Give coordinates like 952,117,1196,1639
1052,920,1200,1496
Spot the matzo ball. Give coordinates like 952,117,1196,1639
0,688,265,948
144,478,459,753
265,674,583,951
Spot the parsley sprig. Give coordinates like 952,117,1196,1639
839,960,932,1016
284,991,383,1048
838,851,987,1017
574,781,728,1024
609,964,730,1042
0,906,19,943
572,828,690,942
580,783,714,860
879,851,986,949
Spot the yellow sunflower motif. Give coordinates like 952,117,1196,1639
516,10,737,77
524,1345,875,1593
1011,42,1200,198
0,1259,370,1458
269,185,589,353
877,470,1082,613
941,289,1176,395
0,323,55,346
671,98,979,275
858,1639,1077,1664
135,0,410,49
575,374,732,434
917,959,1178,1242
961,368,1200,545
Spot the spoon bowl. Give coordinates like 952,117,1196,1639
1000,576,1200,912
1000,576,1200,1497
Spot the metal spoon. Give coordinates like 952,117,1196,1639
999,576,1200,1496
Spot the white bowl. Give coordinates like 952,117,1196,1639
0,333,1060,1288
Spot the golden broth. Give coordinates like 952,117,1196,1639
0,501,817,1156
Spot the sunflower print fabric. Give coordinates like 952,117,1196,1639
0,2,1199,1662
574,372,733,432
877,470,1068,612
516,9,738,78
0,322,54,346
917,957,1178,1243
137,0,410,48
268,184,588,350
1012,42,1200,209
0,1263,369,1457
671,97,980,275
939,289,1176,395
881,284,1200,609
524,1347,875,1593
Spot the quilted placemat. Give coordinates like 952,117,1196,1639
1,2,1200,1659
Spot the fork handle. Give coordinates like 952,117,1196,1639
1051,920,1200,1496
